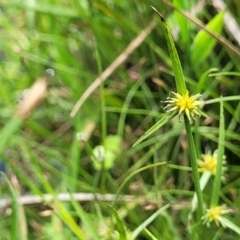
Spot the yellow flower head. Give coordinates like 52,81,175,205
202,205,230,227
164,91,202,123
198,151,218,175
198,150,227,177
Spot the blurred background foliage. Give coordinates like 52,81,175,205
0,0,240,239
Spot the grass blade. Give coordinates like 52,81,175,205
211,96,225,206
132,112,175,147
132,204,170,239
55,203,87,240
108,205,128,240
1,173,19,240
191,11,224,66
151,6,187,95
70,194,100,240
173,0,190,47
0,116,22,155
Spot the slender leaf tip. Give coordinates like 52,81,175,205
150,5,165,22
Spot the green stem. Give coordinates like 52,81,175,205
184,117,204,217
211,97,224,206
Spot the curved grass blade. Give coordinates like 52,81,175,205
55,203,87,240
220,218,240,235
132,112,176,147
113,162,167,208
205,95,240,105
191,11,224,66
108,205,128,240
0,116,22,155
173,0,190,47
1,172,19,240
162,0,240,58
132,204,170,239
70,193,100,240
143,229,159,240
195,68,219,93
151,6,187,95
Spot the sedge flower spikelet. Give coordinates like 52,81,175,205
198,150,227,179
202,205,230,227
164,91,202,123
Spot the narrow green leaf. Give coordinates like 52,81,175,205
56,203,87,240
4,2,83,18
173,0,190,47
195,68,218,94
132,112,175,147
209,71,240,77
113,162,167,207
1,172,19,240
70,194,100,240
132,204,170,239
5,157,43,196
198,109,208,118
191,11,224,66
211,96,225,206
221,217,240,235
143,229,159,240
0,116,22,155
205,95,240,105
108,205,128,240
151,6,187,95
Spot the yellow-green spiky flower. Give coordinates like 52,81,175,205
164,91,203,123
202,205,231,227
198,150,227,180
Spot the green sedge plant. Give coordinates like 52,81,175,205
133,6,240,235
